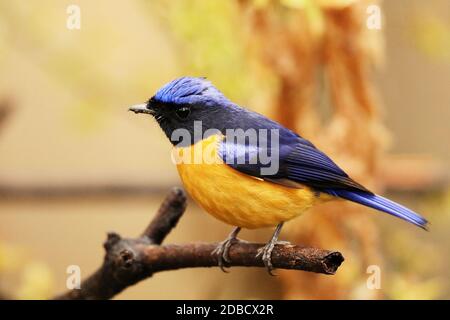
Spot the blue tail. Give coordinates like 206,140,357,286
323,189,429,230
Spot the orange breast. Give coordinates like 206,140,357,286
174,134,327,229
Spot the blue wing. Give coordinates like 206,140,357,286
219,125,370,193
218,119,428,229
282,139,371,192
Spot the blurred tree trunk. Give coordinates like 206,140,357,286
239,0,387,299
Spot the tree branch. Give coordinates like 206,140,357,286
54,187,344,300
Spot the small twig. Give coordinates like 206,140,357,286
0,99,13,135
54,187,344,300
0,183,172,200
141,187,186,244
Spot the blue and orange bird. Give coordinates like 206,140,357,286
130,77,428,274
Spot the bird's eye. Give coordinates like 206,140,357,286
175,107,190,120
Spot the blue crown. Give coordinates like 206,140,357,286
153,77,229,106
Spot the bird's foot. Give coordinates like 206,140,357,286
256,240,291,276
211,227,242,272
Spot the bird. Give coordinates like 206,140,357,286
129,76,428,274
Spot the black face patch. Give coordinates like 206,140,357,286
149,99,224,146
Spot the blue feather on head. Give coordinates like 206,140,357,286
153,77,229,106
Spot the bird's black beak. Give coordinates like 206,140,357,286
128,103,156,116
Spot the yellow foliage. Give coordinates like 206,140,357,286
411,12,450,62
282,0,356,9
0,242,26,273
0,242,54,299
16,262,54,300
388,276,443,300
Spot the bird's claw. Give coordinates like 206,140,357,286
212,227,242,272
212,237,247,272
212,238,234,272
256,240,291,276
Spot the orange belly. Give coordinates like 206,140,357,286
174,134,328,229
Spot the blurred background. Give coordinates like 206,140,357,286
0,0,449,299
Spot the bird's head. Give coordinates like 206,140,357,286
129,77,235,145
